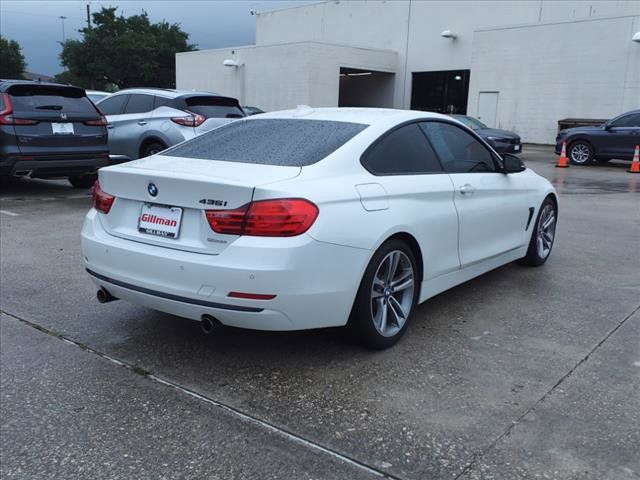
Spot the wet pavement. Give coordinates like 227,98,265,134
1,147,639,479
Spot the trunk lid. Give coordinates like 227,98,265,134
8,84,107,156
98,155,301,254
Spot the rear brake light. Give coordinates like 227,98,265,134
85,116,107,126
92,180,115,214
205,198,318,237
171,110,205,127
0,94,38,125
86,102,108,126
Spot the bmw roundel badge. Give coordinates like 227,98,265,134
148,183,158,197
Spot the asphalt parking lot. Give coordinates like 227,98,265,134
1,147,639,480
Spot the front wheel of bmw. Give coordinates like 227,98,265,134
348,239,419,349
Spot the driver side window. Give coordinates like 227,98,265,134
610,113,640,128
420,122,497,173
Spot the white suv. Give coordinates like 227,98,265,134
96,88,245,163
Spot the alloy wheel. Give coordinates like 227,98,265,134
536,204,556,259
370,250,415,337
570,144,591,164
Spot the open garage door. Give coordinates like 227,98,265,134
338,67,395,108
411,70,470,114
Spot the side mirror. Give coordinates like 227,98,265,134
604,122,612,131
502,153,526,173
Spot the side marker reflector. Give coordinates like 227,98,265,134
228,291,276,300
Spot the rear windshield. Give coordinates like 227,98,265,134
184,96,245,119
8,85,96,115
161,118,368,166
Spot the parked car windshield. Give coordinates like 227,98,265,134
161,118,368,166
8,85,96,115
184,96,245,118
452,115,488,130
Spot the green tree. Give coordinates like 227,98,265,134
60,7,196,90
0,36,26,79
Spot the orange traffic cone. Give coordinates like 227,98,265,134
556,141,569,168
628,145,640,173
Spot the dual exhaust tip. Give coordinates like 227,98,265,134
96,288,221,335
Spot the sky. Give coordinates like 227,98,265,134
0,0,314,76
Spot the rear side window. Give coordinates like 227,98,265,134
421,122,497,173
98,94,128,115
8,85,96,115
124,94,155,114
362,123,443,175
161,118,367,166
183,96,245,118
154,96,172,109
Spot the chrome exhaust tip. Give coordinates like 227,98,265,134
200,315,221,334
96,287,118,303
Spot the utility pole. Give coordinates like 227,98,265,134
59,15,67,42
86,3,91,29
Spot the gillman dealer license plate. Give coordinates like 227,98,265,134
138,204,183,238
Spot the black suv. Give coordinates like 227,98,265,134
555,109,640,165
0,80,109,187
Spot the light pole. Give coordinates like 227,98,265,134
59,15,67,42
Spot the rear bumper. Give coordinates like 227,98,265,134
81,209,371,331
0,156,109,178
108,154,131,165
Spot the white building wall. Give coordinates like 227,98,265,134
256,0,640,108
176,0,640,143
176,42,397,111
468,15,640,144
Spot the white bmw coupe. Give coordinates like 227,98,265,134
82,108,557,348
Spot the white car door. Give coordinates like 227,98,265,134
421,121,530,266
361,123,460,281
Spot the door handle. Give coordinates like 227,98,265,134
459,184,475,196
137,120,147,126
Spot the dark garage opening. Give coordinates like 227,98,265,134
411,69,470,114
339,67,395,108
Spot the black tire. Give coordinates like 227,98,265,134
520,197,557,267
348,239,419,349
68,173,98,189
141,141,167,158
568,141,594,165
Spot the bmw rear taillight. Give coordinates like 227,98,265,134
92,180,115,214
205,198,319,237
0,94,38,125
171,110,205,127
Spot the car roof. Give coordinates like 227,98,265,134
0,79,85,93
256,107,454,127
107,88,223,99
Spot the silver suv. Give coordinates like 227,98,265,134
96,88,245,162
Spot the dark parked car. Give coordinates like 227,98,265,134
555,109,640,165
450,114,522,154
0,80,108,187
